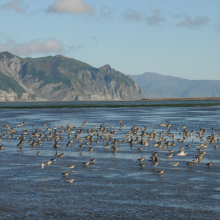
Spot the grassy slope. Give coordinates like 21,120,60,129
0,51,142,100
22,55,136,91
0,71,26,98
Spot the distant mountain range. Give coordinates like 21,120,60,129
128,72,220,98
0,51,145,101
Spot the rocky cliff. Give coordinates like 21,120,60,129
0,52,145,101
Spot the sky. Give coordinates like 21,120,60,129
0,0,220,80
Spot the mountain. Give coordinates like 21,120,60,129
128,72,220,98
0,51,145,101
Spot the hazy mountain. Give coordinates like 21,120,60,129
128,72,220,98
0,51,145,101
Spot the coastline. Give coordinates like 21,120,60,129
0,97,220,103
140,97,220,102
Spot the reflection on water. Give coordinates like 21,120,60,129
0,102,220,219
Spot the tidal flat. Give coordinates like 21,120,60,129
0,101,220,219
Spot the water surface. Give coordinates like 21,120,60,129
0,101,220,219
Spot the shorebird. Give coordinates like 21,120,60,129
104,143,109,148
167,153,173,158
157,169,164,174
139,163,146,167
150,156,157,162
83,162,90,166
68,165,76,169
39,163,45,169
45,161,52,166
120,125,125,130
172,162,179,167
67,178,74,183
138,157,145,162
87,147,94,155
177,150,187,156
91,158,96,162
117,120,122,125
154,161,159,167
192,158,199,162
206,162,213,166
58,153,64,158
62,171,70,176
152,152,157,157
187,162,194,166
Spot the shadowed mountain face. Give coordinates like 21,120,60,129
0,52,145,101
129,72,220,98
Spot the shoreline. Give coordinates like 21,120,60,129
140,97,220,101
0,97,220,104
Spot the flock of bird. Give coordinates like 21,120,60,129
0,120,217,183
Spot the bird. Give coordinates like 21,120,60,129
150,156,157,162
62,171,70,176
206,162,213,166
44,161,52,166
39,163,45,169
67,178,74,183
90,158,96,162
177,150,187,156
138,157,145,162
87,147,94,155
157,169,164,174
167,153,173,158
68,165,76,169
152,152,157,157
154,161,159,167
172,162,179,167
139,163,146,167
58,153,64,158
192,158,199,162
187,162,194,166
83,162,90,166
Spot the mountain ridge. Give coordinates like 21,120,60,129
0,51,145,101
128,72,220,98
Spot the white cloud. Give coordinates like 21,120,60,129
99,6,114,20
145,10,165,26
122,9,165,25
47,0,94,15
0,39,63,56
176,16,210,29
1,0,28,13
67,44,82,52
123,9,142,22
91,36,97,43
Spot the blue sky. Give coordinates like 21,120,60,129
0,0,220,80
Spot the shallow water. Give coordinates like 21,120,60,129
0,103,220,219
